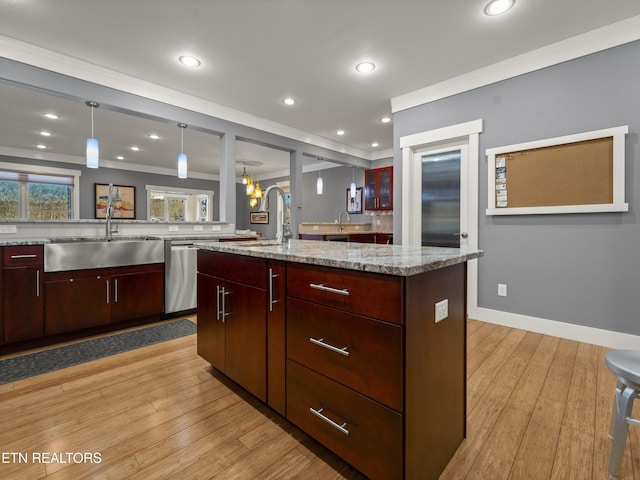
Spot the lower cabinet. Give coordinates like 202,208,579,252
3,246,44,344
44,263,164,336
45,273,111,335
197,250,467,480
110,266,164,323
197,251,285,411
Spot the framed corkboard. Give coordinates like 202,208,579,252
486,126,628,215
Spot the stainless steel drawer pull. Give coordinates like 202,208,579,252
309,283,350,296
309,407,349,435
309,337,350,356
10,254,37,259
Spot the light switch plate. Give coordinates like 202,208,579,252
435,299,448,323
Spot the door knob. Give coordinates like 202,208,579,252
453,232,469,239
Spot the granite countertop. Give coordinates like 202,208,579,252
0,233,257,247
195,239,482,277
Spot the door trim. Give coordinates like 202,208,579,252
400,119,483,317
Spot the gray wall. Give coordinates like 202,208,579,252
393,40,640,336
235,166,370,238
2,155,219,220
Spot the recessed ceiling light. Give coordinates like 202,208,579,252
356,62,376,74
371,142,380,148
147,133,160,140
43,113,59,120
380,116,392,124
130,146,140,151
178,55,201,68
283,97,296,106
337,129,345,136
484,0,515,16
40,131,52,137
36,144,47,149
116,155,125,160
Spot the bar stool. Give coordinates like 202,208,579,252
605,350,640,479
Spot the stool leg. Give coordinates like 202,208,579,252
609,380,625,439
608,386,637,479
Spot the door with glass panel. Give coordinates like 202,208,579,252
419,147,466,248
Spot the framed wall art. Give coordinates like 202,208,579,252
250,211,269,224
346,187,363,214
95,183,136,219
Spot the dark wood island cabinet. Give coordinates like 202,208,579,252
196,240,481,480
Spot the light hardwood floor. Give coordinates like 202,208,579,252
0,318,637,479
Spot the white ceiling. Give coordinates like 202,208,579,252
1,0,640,178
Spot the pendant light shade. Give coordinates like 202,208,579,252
177,123,188,179
317,171,323,195
86,101,99,169
350,166,356,198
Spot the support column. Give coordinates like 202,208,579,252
289,150,303,232
219,133,237,225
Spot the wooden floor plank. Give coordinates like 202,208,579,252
0,317,638,480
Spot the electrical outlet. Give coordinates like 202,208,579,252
435,299,448,323
498,283,508,297
168,225,179,232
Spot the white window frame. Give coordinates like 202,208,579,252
146,184,214,222
0,161,81,219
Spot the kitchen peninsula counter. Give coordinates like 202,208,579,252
196,239,481,480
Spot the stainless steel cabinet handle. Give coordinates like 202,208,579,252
106,279,110,304
11,254,37,259
309,407,349,435
114,279,119,303
309,337,350,356
36,270,40,297
216,285,222,321
216,285,230,322
269,268,279,312
222,289,230,321
309,283,349,296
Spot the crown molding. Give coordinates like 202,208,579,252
392,15,640,113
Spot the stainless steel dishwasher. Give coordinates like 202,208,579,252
164,240,198,316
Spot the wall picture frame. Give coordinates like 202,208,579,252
95,183,136,219
250,211,269,224
346,187,363,214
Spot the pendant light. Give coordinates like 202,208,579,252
317,170,323,195
86,101,99,169
242,167,249,185
350,166,356,198
177,123,188,179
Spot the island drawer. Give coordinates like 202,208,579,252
287,297,403,411
197,250,266,289
287,360,403,480
4,245,43,267
286,263,402,324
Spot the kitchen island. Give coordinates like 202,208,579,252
195,239,481,480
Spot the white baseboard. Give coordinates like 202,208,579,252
474,307,640,350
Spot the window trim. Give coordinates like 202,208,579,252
0,162,81,219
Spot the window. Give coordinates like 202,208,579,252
146,185,213,222
0,165,80,220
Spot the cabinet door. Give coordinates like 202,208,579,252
267,260,286,415
364,169,378,210
111,267,164,323
224,280,267,402
45,275,111,335
378,167,393,209
4,266,44,343
197,272,226,372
